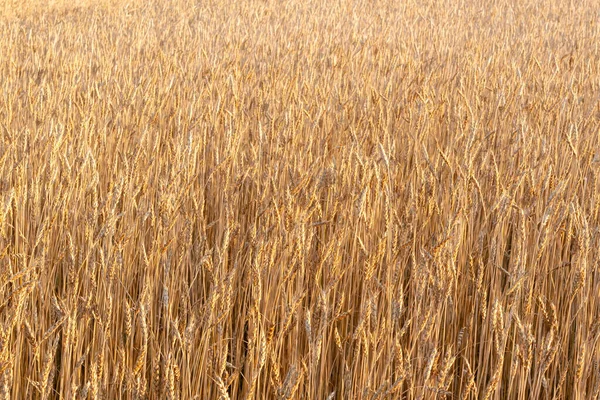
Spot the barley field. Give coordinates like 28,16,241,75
1,0,599,398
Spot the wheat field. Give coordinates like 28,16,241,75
0,0,599,398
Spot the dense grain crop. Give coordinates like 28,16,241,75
1,0,600,398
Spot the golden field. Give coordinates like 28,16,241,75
1,0,599,398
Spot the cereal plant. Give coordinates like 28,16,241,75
0,0,599,398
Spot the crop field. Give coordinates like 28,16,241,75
1,0,600,398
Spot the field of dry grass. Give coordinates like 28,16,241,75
1,0,600,398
